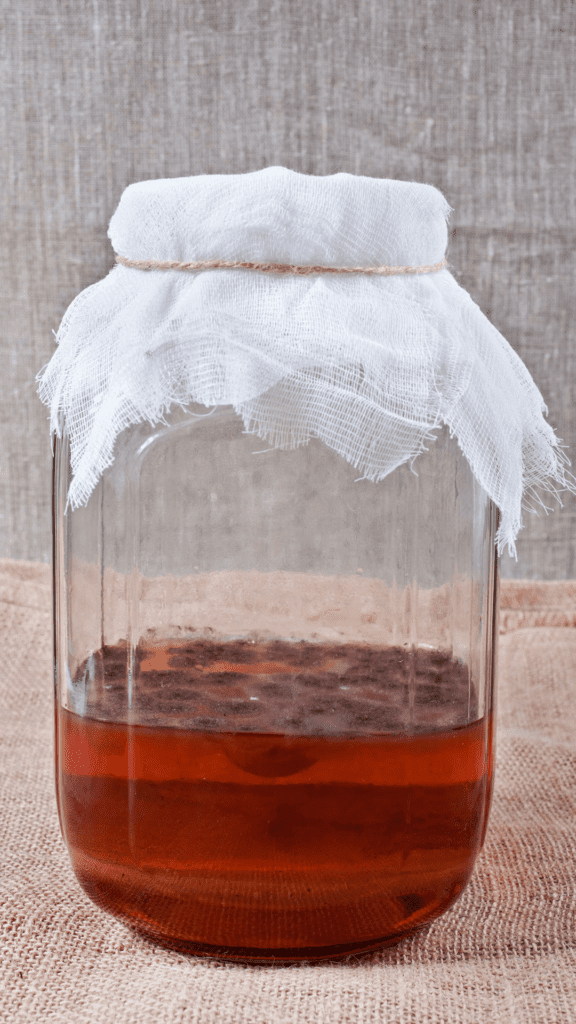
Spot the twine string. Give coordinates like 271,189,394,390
115,254,448,276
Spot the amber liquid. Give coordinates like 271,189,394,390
57,641,493,961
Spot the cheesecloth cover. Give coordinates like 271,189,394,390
38,166,574,556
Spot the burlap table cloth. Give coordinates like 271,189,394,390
1,559,575,1023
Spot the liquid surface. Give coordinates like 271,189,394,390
58,640,492,961
72,638,478,733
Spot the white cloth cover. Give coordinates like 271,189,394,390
38,166,574,555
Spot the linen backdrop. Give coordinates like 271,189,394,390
2,0,575,579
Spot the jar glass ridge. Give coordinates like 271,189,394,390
53,404,498,962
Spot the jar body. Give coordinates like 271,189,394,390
54,405,498,961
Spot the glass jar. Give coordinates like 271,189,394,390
53,404,498,962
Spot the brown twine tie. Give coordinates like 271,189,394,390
115,255,448,276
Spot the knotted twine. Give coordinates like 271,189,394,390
114,254,449,276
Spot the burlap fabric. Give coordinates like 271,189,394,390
1,559,575,1023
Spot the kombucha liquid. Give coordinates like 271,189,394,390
56,640,493,961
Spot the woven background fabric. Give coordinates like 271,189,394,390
1,0,576,578
1,559,575,1024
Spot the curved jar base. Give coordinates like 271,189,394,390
68,846,474,963
123,925,409,963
